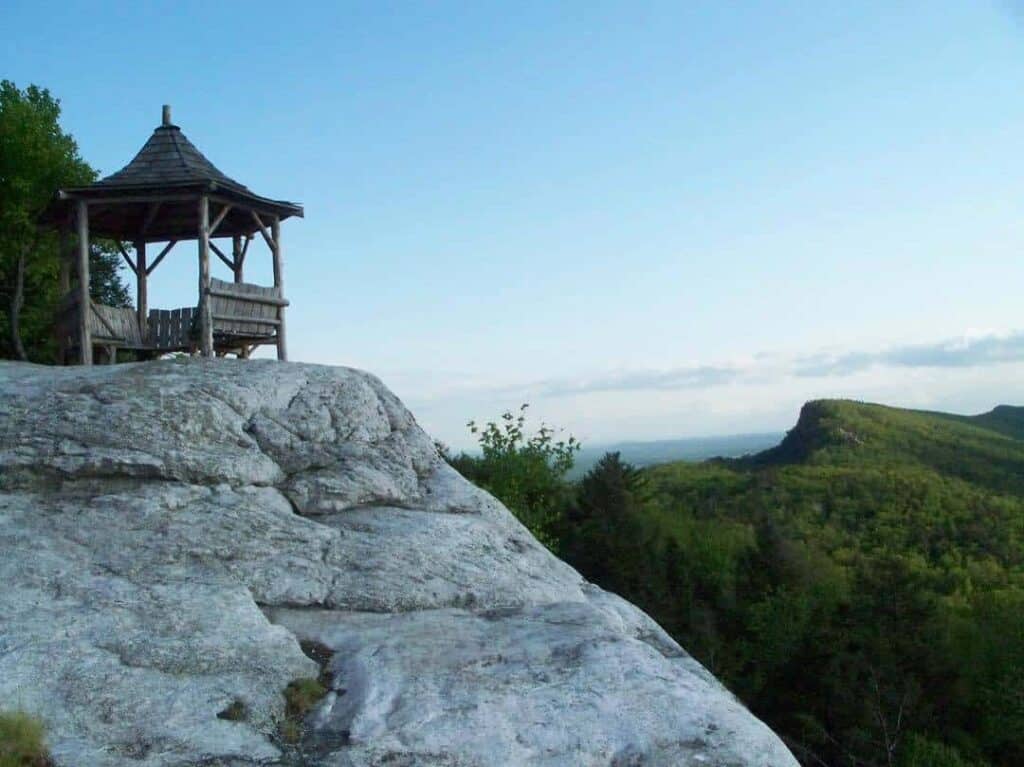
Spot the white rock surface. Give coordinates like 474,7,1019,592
0,359,797,767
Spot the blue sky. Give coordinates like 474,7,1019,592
4,1,1024,447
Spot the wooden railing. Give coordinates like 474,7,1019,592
147,308,197,351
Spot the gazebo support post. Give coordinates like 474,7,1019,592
232,235,243,283
198,195,214,357
270,215,287,361
75,200,92,365
57,225,71,364
135,240,147,341
58,228,71,296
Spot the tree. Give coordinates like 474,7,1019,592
446,404,579,550
0,81,129,361
561,452,654,600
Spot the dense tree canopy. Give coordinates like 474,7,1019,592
0,81,129,362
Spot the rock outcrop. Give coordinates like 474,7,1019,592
0,359,797,767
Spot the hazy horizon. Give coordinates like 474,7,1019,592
4,1,1024,448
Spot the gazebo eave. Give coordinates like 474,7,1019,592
39,184,302,242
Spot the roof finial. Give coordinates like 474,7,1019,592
162,105,172,127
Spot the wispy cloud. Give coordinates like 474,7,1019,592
793,331,1024,377
399,330,1024,413
507,330,1024,398
526,365,741,397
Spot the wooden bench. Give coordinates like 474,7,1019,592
206,278,287,357
56,279,287,363
56,293,149,363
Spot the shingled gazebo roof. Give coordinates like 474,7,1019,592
95,119,252,192
42,107,303,241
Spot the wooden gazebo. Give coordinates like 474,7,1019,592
41,105,302,364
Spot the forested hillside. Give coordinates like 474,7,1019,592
453,401,1024,767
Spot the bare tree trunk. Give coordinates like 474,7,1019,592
9,247,28,361
869,666,907,767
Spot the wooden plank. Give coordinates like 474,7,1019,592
261,282,278,337
153,310,163,348
89,302,118,338
207,286,289,306
168,309,179,348
167,309,177,348
252,283,266,336
212,313,281,326
212,281,236,334
76,200,92,365
198,196,213,357
185,307,197,350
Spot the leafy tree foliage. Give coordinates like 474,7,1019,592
561,452,653,601
0,81,129,361
445,404,579,550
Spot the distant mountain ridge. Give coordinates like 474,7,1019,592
939,403,1024,441
738,400,1024,496
569,431,783,478
572,402,1024,483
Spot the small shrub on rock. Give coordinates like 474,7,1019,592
279,678,327,744
446,404,579,551
0,710,52,767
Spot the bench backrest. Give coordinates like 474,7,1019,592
55,292,143,347
91,304,143,345
207,278,286,340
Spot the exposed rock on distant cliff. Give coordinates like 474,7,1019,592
0,359,797,767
